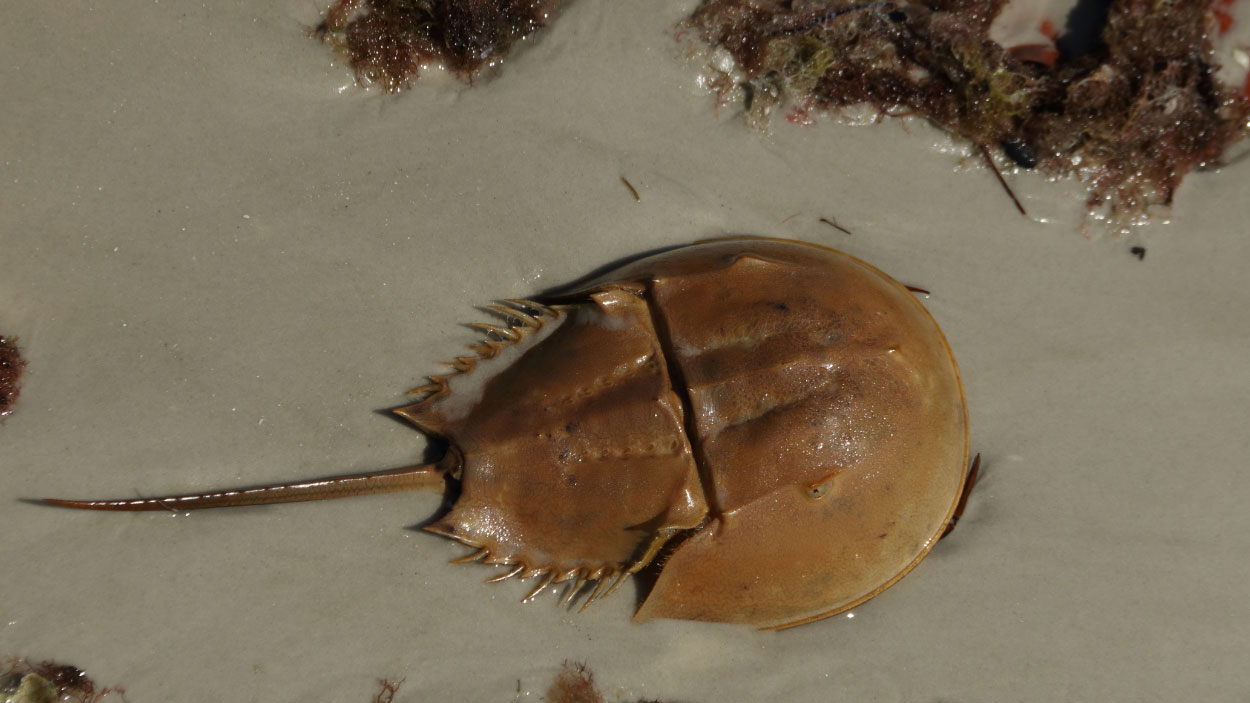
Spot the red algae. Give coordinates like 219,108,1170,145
548,662,604,703
683,0,1250,230
0,335,25,423
315,0,569,91
0,658,125,703
546,662,665,703
371,677,404,703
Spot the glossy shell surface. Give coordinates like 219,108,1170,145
401,237,968,629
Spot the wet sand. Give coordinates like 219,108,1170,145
2,2,1249,700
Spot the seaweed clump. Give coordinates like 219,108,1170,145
0,335,25,423
683,0,1250,229
316,0,569,91
547,662,664,703
547,662,605,703
1,659,124,703
370,677,404,703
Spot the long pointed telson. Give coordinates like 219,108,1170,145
42,464,446,512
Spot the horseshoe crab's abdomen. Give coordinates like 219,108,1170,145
404,288,709,584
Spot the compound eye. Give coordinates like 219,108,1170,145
803,472,840,501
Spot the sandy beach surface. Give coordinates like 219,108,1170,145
3,2,1249,700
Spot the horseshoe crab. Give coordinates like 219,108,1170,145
43,237,971,629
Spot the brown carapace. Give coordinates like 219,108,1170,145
44,237,970,629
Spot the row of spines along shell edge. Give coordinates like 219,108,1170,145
406,298,562,399
449,545,632,610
